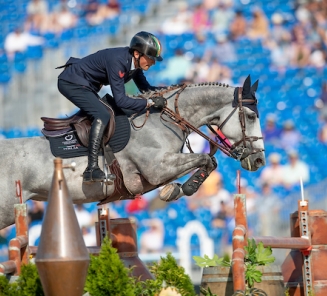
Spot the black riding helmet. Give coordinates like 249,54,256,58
130,31,163,62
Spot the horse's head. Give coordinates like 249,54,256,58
144,76,265,172
215,75,265,171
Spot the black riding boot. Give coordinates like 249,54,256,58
83,118,115,183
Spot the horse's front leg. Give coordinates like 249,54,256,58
143,152,217,202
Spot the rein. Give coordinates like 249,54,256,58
132,84,264,160
161,85,235,158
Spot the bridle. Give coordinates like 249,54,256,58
212,86,264,160
131,84,264,161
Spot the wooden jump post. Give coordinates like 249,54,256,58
0,181,29,276
232,170,327,296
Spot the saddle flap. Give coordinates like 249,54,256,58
41,110,87,126
73,120,91,147
42,127,73,138
72,108,115,148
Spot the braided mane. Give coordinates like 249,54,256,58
132,82,232,99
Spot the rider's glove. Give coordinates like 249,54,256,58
151,96,166,109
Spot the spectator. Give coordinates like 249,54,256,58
229,10,247,41
211,2,234,35
309,41,326,69
267,13,292,72
262,114,282,145
255,182,281,236
187,56,210,83
187,170,222,211
238,178,258,237
212,200,230,228
289,25,311,67
259,152,284,188
0,229,9,262
75,204,93,228
82,226,97,246
26,0,49,33
268,13,292,46
51,5,77,34
100,0,121,19
208,177,232,217
82,0,101,25
238,178,258,215
206,34,237,64
161,2,192,35
4,27,44,61
126,195,148,214
279,120,301,151
318,114,327,144
139,219,164,254
158,49,192,85
247,8,269,40
281,150,310,189
206,58,232,85
318,82,327,113
28,200,45,224
191,3,211,33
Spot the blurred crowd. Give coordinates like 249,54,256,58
1,0,327,261
160,0,327,71
3,0,121,60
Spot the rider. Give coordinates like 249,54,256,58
57,31,166,183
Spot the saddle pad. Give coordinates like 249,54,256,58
107,112,130,153
46,114,130,159
48,129,90,158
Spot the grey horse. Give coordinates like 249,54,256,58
0,76,265,229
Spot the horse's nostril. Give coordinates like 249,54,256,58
255,158,264,167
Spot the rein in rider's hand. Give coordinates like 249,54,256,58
147,96,166,109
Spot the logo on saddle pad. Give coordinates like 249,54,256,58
65,135,73,141
118,71,125,78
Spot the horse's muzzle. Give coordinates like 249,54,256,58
240,151,266,171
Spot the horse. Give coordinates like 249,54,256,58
0,75,265,230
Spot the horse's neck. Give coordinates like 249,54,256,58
168,85,234,128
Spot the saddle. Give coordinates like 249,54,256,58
41,95,115,147
41,94,133,205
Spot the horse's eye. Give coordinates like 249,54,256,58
248,114,256,121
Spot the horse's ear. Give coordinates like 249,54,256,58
242,75,251,95
251,80,259,92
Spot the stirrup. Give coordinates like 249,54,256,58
83,168,116,185
83,167,108,183
103,173,116,185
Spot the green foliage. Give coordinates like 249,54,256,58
244,239,275,289
244,240,275,266
193,254,230,268
244,264,262,289
0,264,44,296
134,278,163,296
84,236,135,296
15,264,44,296
200,286,217,296
150,253,196,296
0,275,11,296
193,239,275,293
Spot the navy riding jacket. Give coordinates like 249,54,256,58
58,47,156,112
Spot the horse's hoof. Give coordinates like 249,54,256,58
159,183,182,202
